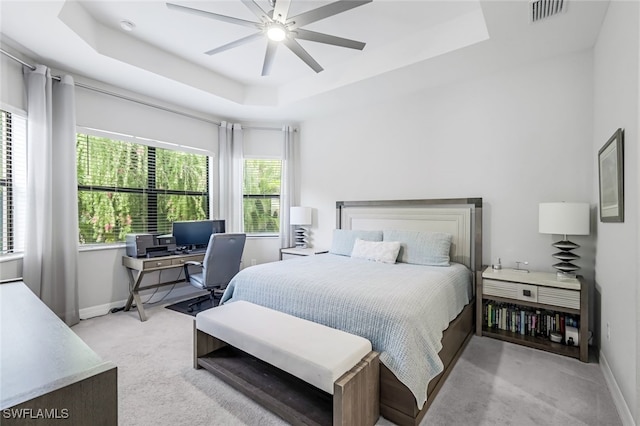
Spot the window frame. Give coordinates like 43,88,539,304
76,128,212,245
242,156,282,237
0,108,26,255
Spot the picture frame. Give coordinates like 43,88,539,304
598,128,624,222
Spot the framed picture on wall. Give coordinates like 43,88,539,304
598,128,624,222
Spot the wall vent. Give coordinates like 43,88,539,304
529,0,566,23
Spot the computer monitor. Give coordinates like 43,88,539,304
172,220,226,250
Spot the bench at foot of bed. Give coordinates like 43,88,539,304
193,301,380,426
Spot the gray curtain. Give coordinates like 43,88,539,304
279,125,296,248
218,122,244,232
22,65,79,326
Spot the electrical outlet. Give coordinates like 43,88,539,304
251,259,257,266
607,322,610,341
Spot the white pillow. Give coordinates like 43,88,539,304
351,239,401,264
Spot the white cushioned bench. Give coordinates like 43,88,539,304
194,301,379,426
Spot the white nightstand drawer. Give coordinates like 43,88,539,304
483,279,538,302
538,287,580,310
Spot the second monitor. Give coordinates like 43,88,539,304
172,220,226,252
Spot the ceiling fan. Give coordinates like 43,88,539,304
166,0,372,76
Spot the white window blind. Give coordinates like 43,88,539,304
243,159,282,234
0,109,27,254
76,132,211,244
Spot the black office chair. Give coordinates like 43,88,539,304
183,233,246,312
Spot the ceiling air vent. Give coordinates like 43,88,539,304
529,0,566,23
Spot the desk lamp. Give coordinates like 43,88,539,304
539,202,590,278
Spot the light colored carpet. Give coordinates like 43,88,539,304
72,301,622,426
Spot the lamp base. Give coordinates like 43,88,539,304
550,238,580,279
294,226,311,249
556,271,577,280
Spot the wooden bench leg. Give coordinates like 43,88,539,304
193,320,227,369
333,351,380,426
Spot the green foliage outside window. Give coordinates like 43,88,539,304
77,133,209,244
243,159,281,234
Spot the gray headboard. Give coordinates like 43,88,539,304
336,198,482,272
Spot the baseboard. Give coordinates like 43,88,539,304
79,286,207,320
599,350,636,426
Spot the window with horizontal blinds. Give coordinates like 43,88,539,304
77,133,210,244
0,109,27,255
243,159,282,234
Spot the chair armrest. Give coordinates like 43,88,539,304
182,261,203,282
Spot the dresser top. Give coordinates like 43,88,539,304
482,267,581,290
0,281,113,409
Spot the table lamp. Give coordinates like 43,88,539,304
539,202,590,278
290,206,312,248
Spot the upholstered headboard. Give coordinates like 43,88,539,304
336,198,482,272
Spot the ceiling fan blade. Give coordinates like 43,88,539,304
240,0,270,22
294,29,365,50
261,40,278,76
272,0,291,23
166,3,260,29
282,38,323,73
205,32,264,55
287,0,372,30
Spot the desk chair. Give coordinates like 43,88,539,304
183,233,246,312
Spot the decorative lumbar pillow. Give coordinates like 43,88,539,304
329,229,383,256
350,239,401,264
383,230,453,266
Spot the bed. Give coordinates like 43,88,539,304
221,198,483,426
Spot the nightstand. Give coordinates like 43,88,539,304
477,266,588,362
279,247,328,260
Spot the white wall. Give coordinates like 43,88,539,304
593,1,639,423
74,83,217,155
0,46,25,111
300,50,595,277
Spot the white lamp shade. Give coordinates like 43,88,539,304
539,202,590,236
290,206,312,226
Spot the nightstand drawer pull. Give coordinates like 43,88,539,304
523,289,531,297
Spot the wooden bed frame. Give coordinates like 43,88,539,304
335,198,483,426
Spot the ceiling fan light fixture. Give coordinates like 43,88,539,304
267,23,287,41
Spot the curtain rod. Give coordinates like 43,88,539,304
1,48,287,131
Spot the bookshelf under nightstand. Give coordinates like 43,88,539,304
476,266,588,362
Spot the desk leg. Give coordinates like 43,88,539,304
124,268,147,322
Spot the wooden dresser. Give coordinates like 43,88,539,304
0,281,117,425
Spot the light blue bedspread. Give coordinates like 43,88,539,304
220,253,472,409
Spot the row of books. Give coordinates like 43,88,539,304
483,301,579,338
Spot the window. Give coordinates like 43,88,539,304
243,159,282,234
76,132,210,244
0,109,27,254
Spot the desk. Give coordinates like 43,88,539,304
122,253,204,321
